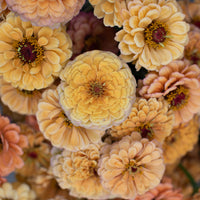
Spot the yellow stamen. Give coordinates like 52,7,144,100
59,112,73,128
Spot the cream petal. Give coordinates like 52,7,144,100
169,21,189,34
45,51,60,64
134,32,144,48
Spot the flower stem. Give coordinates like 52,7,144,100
178,163,199,195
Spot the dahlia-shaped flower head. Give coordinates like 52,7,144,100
98,132,165,199
67,12,118,58
0,12,72,91
5,0,85,27
58,50,136,130
134,177,183,200
51,144,109,199
184,31,200,65
115,0,189,71
0,182,36,200
163,115,199,164
0,115,28,176
0,78,44,115
139,60,200,126
89,0,130,27
110,97,174,143
37,88,104,151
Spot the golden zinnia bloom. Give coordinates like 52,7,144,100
184,31,200,65
0,182,36,200
98,132,165,199
115,0,189,71
58,50,136,130
51,144,109,199
110,97,174,143
163,115,199,164
0,78,43,115
89,0,130,27
139,60,200,126
37,88,103,151
0,12,72,91
16,123,51,177
6,0,85,27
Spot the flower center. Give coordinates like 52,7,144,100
89,81,105,97
185,49,200,65
15,36,44,65
144,21,168,48
124,160,139,177
136,123,153,139
59,112,73,128
28,151,38,159
17,89,34,96
165,86,189,110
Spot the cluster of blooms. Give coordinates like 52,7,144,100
0,0,199,200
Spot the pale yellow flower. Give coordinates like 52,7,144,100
0,12,72,91
110,97,174,143
58,50,136,130
36,89,104,151
98,132,165,199
51,144,109,199
115,0,189,71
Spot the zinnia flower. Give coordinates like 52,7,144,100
115,0,189,71
139,60,200,125
58,50,136,130
89,0,129,27
134,177,183,200
163,115,199,164
37,89,104,151
16,123,51,177
110,97,174,143
98,132,165,199
184,31,200,65
5,0,85,27
0,182,36,200
51,144,109,199
0,115,28,176
0,12,72,91
0,78,43,115
67,12,118,58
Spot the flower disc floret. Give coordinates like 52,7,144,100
58,50,136,130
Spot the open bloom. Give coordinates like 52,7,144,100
0,115,28,176
37,89,103,151
0,182,36,200
5,0,85,27
58,50,136,130
51,144,109,199
0,12,72,91
139,60,200,125
98,132,165,199
67,12,118,58
0,78,43,115
163,115,199,164
110,97,174,143
89,0,129,27
115,0,189,71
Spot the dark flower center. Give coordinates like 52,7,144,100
59,112,73,128
192,16,200,29
165,86,189,110
136,124,153,139
131,166,138,173
144,21,168,48
28,151,38,159
89,81,105,97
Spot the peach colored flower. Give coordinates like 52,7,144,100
0,176,6,186
134,177,183,200
98,132,165,199
0,182,36,200
89,0,130,27
184,31,200,65
110,97,174,143
0,12,72,91
139,60,200,126
67,12,118,58
37,88,104,151
16,123,51,177
0,115,28,176
5,0,85,27
58,50,136,130
163,115,199,164
115,0,189,71
0,78,43,115
51,144,109,199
